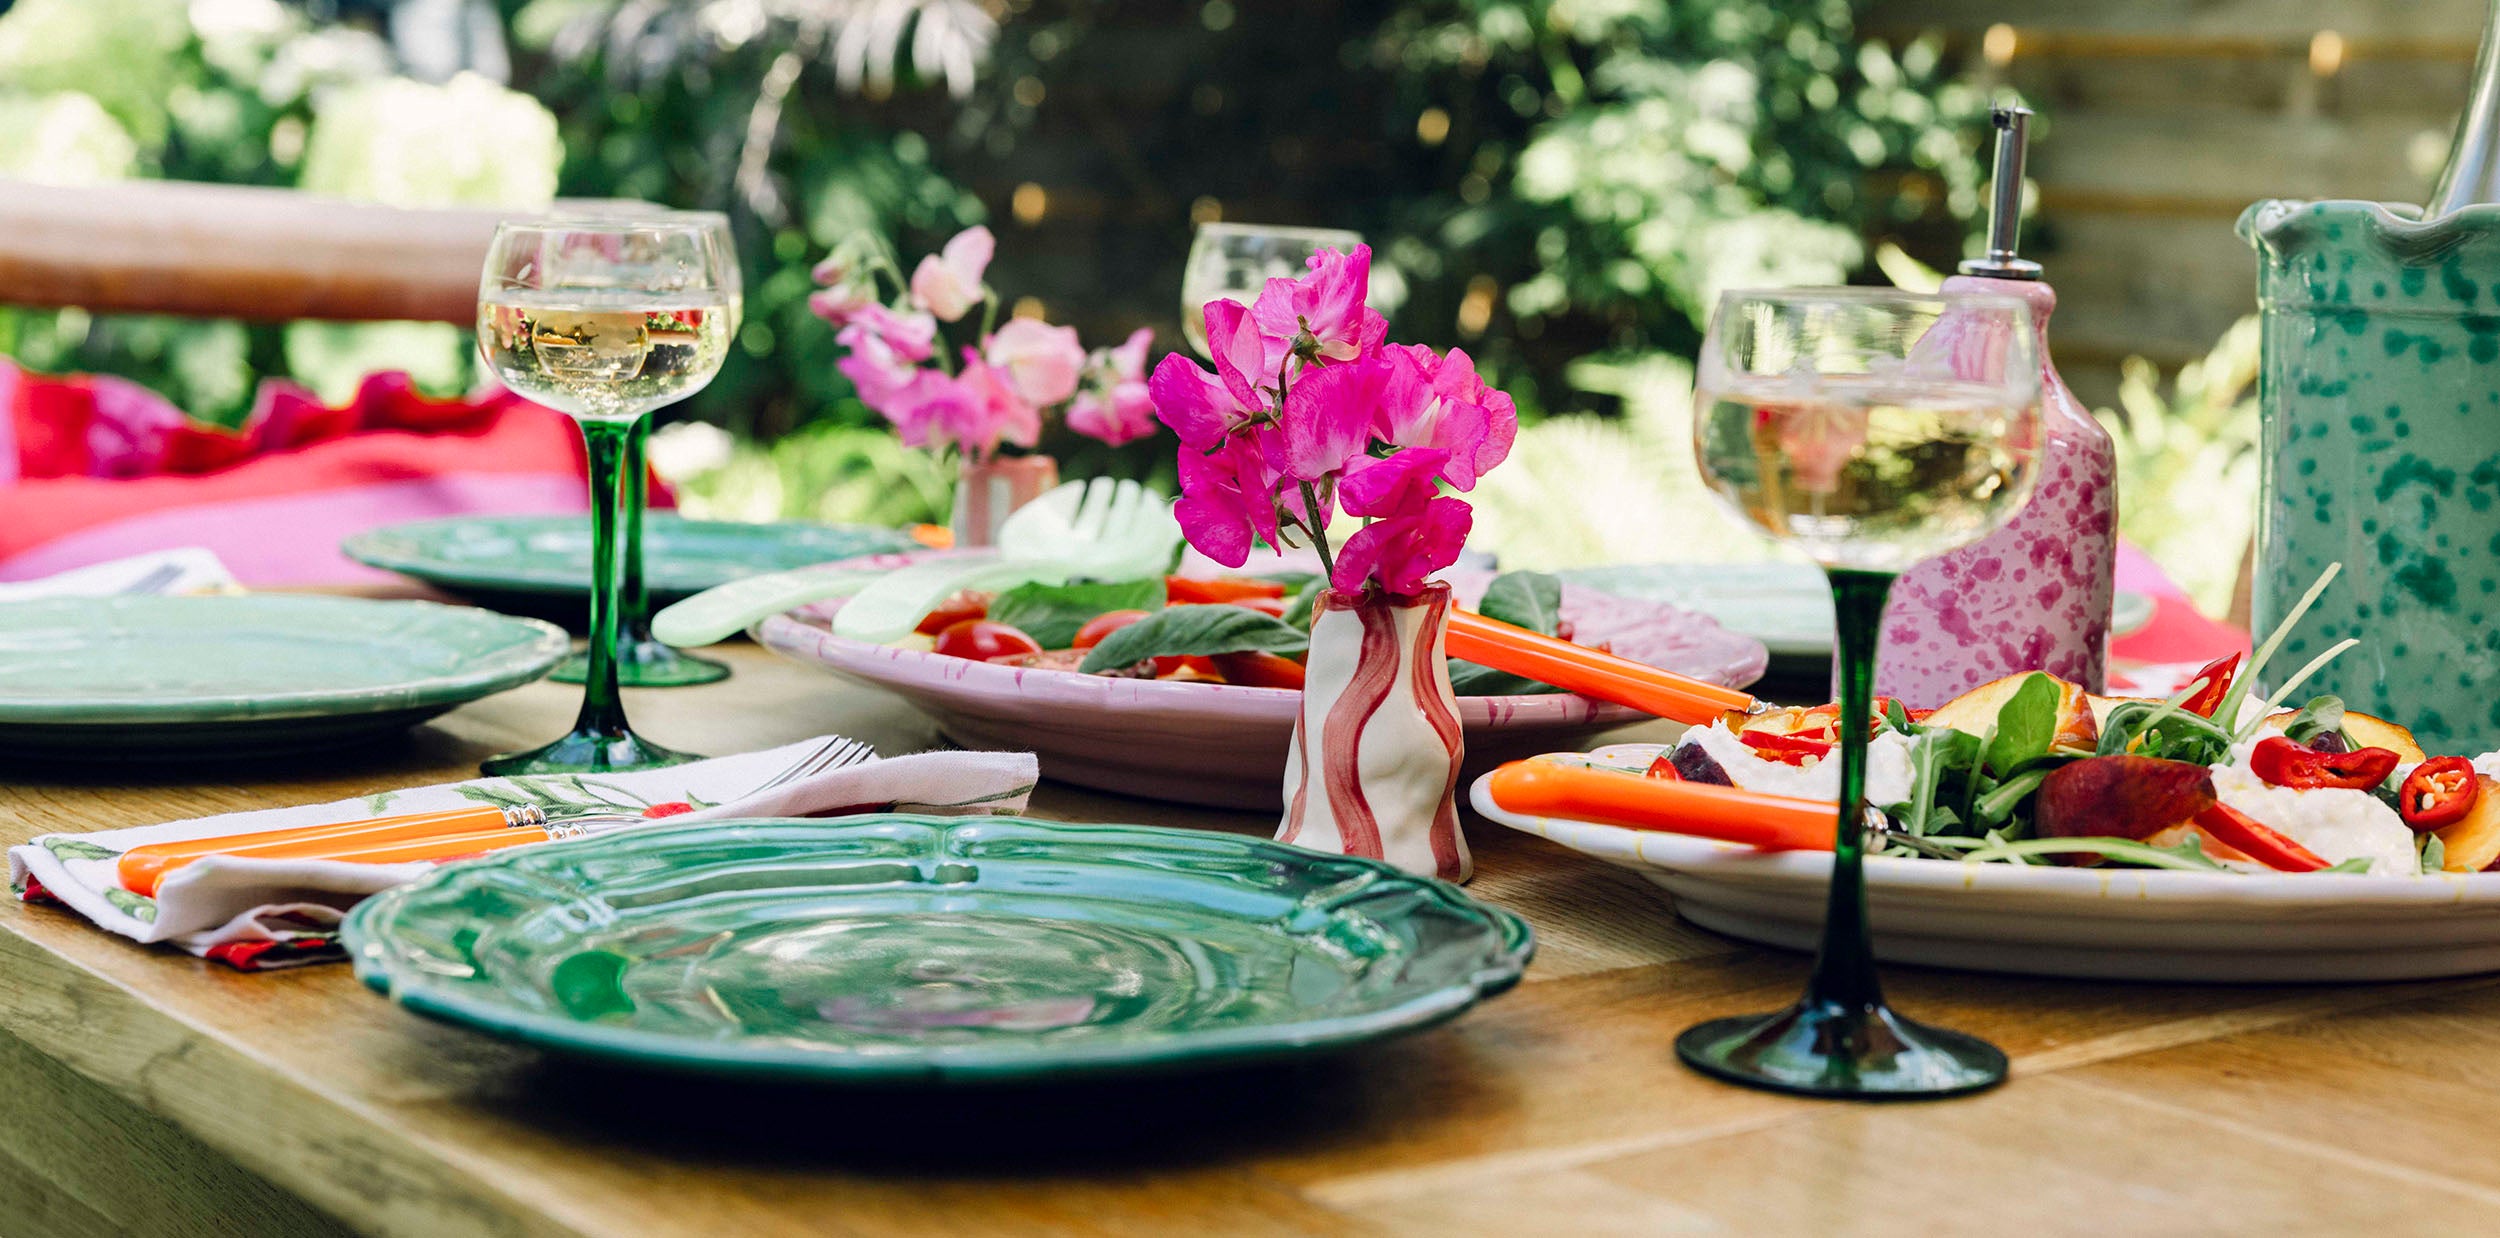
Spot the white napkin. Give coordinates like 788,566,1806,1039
9,738,1038,969
0,547,239,601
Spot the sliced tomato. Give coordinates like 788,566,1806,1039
1165,576,1287,604
2192,802,2329,872
2398,757,2480,831
1070,609,1151,650
1211,651,1306,689
914,590,990,636
932,619,1040,662
2247,736,2399,791
1740,731,1833,765
2179,652,2241,718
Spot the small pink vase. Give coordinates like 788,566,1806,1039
951,454,1059,548
1278,582,1470,883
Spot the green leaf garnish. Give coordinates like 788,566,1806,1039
1077,604,1310,673
986,577,1166,650
1956,835,2228,872
1983,672,2061,777
2214,561,2341,729
2282,695,2347,748
1477,571,1565,636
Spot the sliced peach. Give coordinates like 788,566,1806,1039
2433,775,2500,873
1924,673,2099,751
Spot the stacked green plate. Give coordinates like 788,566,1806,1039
0,595,568,760
344,816,1533,1084
343,514,918,626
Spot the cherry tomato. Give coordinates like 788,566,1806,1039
1164,576,1287,604
914,591,990,636
2247,736,2399,791
1211,651,1306,689
2179,652,2242,718
2399,757,2481,831
1071,609,1152,650
933,619,1040,662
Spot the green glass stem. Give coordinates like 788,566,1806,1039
1809,567,1890,1012
482,416,695,776
1671,567,2006,1099
550,419,729,688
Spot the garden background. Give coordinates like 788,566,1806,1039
1,0,2485,613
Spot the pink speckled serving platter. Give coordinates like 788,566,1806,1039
755,557,1766,809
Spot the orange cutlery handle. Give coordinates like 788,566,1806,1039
314,826,561,866
118,805,531,896
1446,610,1755,724
1485,760,1836,851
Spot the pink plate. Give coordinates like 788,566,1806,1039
756,560,1766,810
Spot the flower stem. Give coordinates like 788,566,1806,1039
1298,479,1335,581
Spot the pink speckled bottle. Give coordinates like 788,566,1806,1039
1874,107,2117,706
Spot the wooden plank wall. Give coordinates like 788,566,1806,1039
1867,0,2488,404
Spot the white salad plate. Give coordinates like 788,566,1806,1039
1471,744,2500,983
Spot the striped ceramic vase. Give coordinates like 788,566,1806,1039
950,454,1059,548
1278,582,1471,883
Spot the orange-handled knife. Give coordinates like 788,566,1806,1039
1484,759,1836,851
118,804,545,896
1447,609,1757,724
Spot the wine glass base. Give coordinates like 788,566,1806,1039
549,639,731,688
481,728,701,777
1675,999,2007,1100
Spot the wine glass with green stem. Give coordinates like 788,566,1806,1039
551,210,738,689
1680,287,2043,1098
474,217,734,774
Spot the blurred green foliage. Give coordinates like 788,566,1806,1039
0,0,1998,534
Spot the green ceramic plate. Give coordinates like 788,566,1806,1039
344,816,1533,1084
0,595,568,759
343,514,918,623
1560,562,1833,664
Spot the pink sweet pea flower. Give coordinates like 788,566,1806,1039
1202,297,1285,408
1331,495,1473,597
982,317,1086,407
1337,447,1451,519
1375,344,1516,490
1068,330,1160,447
1148,352,1252,453
867,370,968,450
950,351,1042,456
835,310,937,416
807,281,878,329
1273,348,1421,483
1173,438,1283,568
909,225,995,322
842,304,937,363
1252,245,1388,364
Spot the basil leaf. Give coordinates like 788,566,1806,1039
1982,672,2061,777
1894,727,1981,835
1447,661,1553,696
1478,571,1564,636
2282,694,2347,747
1077,604,1309,673
986,578,1165,649
1278,578,1324,632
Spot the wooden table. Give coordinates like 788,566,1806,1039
7,643,2500,1237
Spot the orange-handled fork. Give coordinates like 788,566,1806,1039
1446,610,1758,725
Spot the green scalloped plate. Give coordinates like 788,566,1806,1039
0,595,568,760
343,514,918,625
343,816,1533,1084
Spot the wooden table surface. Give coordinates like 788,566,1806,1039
7,642,2500,1237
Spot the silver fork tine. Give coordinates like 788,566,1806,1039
748,736,850,796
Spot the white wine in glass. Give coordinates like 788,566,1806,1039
1680,287,2041,1100
475,218,733,777
1179,222,1364,357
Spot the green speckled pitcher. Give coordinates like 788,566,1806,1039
2240,200,2500,749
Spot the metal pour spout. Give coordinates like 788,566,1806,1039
1960,104,2041,280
